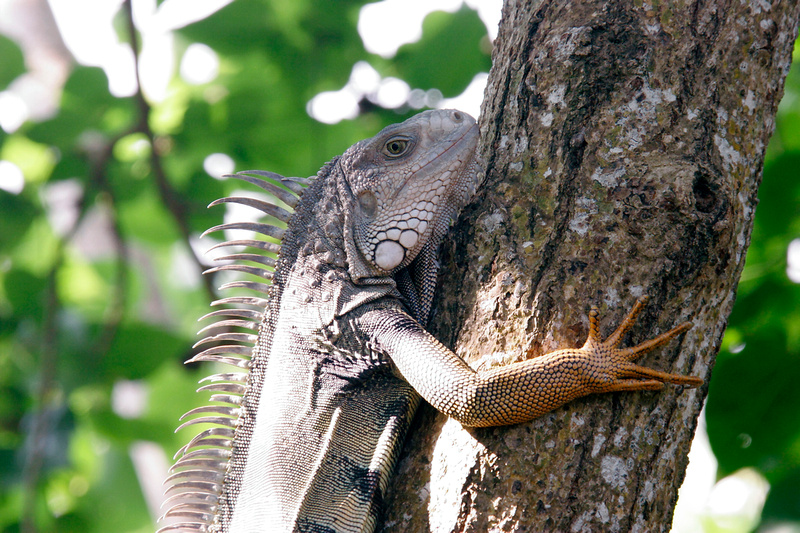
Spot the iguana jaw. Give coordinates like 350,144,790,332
338,109,482,283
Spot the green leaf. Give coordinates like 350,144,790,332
8,215,60,276
26,67,135,148
706,330,800,479
143,361,208,451
64,440,152,533
393,6,491,96
0,192,38,250
103,322,188,380
0,135,57,185
754,151,800,241
3,268,47,320
761,467,800,522
0,36,25,89
116,185,181,245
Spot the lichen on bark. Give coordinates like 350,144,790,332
381,0,800,531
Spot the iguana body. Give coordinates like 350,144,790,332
160,109,701,532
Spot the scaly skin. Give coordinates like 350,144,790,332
363,295,702,428
160,109,702,533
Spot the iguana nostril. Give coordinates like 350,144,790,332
452,111,463,122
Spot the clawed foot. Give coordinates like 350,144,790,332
581,296,703,393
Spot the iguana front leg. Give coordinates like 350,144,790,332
361,297,702,428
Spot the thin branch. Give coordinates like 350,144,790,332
122,0,216,301
20,241,64,533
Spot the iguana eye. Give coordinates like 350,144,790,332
384,137,409,157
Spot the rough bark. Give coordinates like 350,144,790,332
382,1,800,532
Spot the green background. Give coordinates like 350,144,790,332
0,1,797,531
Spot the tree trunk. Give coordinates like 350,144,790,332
382,1,800,531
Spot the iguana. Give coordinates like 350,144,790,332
158,109,702,532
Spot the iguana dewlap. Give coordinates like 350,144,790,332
159,109,702,533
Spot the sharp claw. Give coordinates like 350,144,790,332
584,307,601,347
622,321,693,361
605,297,648,348
581,296,703,392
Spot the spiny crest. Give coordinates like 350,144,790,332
157,170,312,533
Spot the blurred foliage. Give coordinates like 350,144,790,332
0,0,797,531
0,1,490,531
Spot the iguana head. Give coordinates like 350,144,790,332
337,109,483,282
